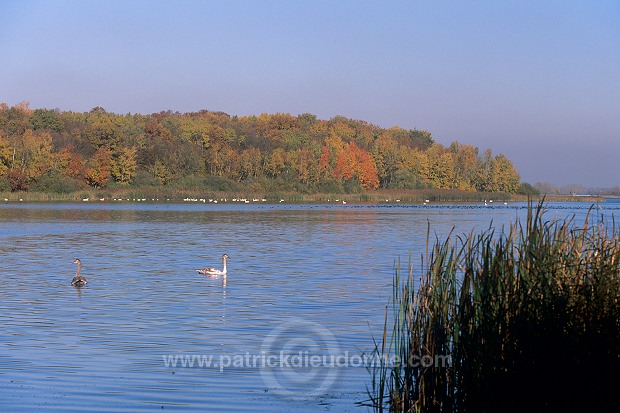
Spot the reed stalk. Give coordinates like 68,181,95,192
366,200,620,412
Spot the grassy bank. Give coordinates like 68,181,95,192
366,201,620,412
0,188,561,204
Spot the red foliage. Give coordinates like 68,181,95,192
7,170,28,191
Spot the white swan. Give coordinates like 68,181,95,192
71,258,88,286
197,254,230,276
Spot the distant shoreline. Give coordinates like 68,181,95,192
0,189,608,205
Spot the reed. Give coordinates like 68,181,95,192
366,201,620,412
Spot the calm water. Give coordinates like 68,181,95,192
0,200,616,412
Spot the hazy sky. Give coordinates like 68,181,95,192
1,0,618,187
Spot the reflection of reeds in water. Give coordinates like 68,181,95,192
366,201,620,412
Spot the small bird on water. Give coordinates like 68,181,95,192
197,254,230,276
71,258,88,286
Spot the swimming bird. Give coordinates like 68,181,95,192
71,258,88,286
197,254,230,276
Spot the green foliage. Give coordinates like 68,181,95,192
315,178,344,194
517,182,540,196
343,178,362,194
388,169,429,190
130,170,160,187
0,177,10,192
203,175,240,192
29,108,64,131
167,174,204,190
408,129,434,149
30,172,85,193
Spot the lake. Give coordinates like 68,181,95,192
0,200,616,412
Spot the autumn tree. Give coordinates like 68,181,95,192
1,101,31,137
320,133,348,184
322,137,379,190
372,132,401,187
240,147,263,180
328,117,356,142
264,148,287,178
111,146,137,184
206,141,238,178
353,144,380,190
52,145,86,179
12,129,53,182
473,149,520,193
397,147,431,189
0,131,13,176
85,111,124,150
7,170,29,191
426,145,455,189
490,154,520,193
333,145,355,182
450,142,479,190
85,146,112,188
150,160,171,185
179,115,211,150
290,147,320,185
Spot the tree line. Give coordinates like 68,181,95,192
0,101,523,194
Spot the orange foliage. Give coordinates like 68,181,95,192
356,146,380,190
53,146,86,179
323,140,379,190
85,147,112,188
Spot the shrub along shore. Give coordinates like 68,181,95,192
366,201,619,412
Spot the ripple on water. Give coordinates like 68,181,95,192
1,202,612,411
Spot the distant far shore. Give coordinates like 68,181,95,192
0,188,608,205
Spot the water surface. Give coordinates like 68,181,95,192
0,201,614,412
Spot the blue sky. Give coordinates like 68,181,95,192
1,0,618,187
